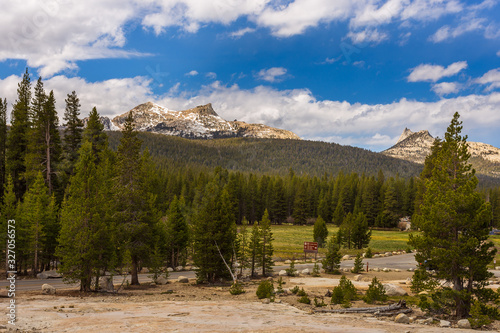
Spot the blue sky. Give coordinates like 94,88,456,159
0,0,499,151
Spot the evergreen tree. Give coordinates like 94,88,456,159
0,98,7,198
6,69,31,199
83,107,107,160
236,217,250,275
351,212,371,249
165,196,189,268
114,112,156,285
61,91,84,183
57,141,115,291
338,212,354,249
313,216,329,247
1,176,17,274
192,178,236,283
260,209,274,276
409,112,496,318
322,234,341,274
292,183,308,225
248,221,262,278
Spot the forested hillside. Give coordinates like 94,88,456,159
107,131,423,179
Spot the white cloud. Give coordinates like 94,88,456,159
400,0,463,21
475,68,500,91
497,50,500,57
429,18,486,42
230,27,256,38
346,28,388,44
431,82,461,96
186,70,199,76
407,61,468,82
2,73,500,151
206,72,217,79
255,67,288,83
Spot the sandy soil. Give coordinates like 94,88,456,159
1,271,498,333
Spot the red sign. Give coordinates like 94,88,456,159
303,242,318,253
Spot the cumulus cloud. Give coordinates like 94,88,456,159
255,67,288,83
346,28,388,44
230,27,256,38
431,82,461,96
2,73,499,151
186,70,199,76
475,68,500,91
407,61,468,82
429,18,486,43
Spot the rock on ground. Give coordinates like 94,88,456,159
41,284,56,295
439,320,451,327
279,270,287,276
394,313,410,324
99,276,114,292
457,319,471,329
177,276,189,283
383,283,408,296
37,270,61,279
301,269,310,275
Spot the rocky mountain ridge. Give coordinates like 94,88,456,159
383,128,500,177
95,102,300,140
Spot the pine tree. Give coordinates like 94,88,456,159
248,221,262,278
61,91,83,184
293,184,308,225
83,107,107,160
236,217,250,275
313,216,328,247
57,141,116,291
0,98,7,198
260,209,274,276
1,175,17,274
6,69,31,199
166,196,189,268
409,112,496,318
351,212,371,249
322,234,341,274
114,112,156,285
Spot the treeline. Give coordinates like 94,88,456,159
1,70,500,290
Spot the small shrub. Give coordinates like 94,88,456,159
276,277,285,294
314,297,327,307
298,295,311,304
364,247,373,258
411,269,437,293
331,276,357,307
417,295,432,313
469,300,492,328
256,280,274,299
363,277,387,304
291,286,300,294
286,261,297,277
229,281,245,295
405,247,412,254
351,254,363,274
311,262,321,277
297,287,307,297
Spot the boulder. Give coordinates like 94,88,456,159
279,270,287,276
457,319,471,329
418,291,429,295
167,267,174,272
394,313,410,324
394,269,401,272
175,266,183,271
177,276,189,283
301,269,310,275
439,320,451,328
495,266,500,270
37,270,61,279
342,255,351,260
372,267,380,272
284,260,292,264
156,276,168,285
383,283,408,296
41,284,56,295
99,276,114,292
353,275,362,281
262,298,270,304
373,254,381,258
384,252,392,256
423,317,433,325
382,268,391,272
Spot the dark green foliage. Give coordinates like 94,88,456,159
296,287,307,297
351,254,363,274
314,297,327,307
364,277,387,304
311,262,321,277
286,261,297,277
165,196,189,269
256,280,274,299
0,98,7,198
331,276,357,307
322,234,341,274
229,281,245,295
408,112,496,318
6,69,31,199
290,286,300,294
339,212,371,249
365,247,373,258
298,295,311,304
313,216,328,247
469,301,492,328
235,217,250,275
248,221,262,277
276,276,285,294
260,209,274,276
410,269,437,293
83,107,107,159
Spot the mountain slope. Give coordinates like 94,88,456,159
382,128,500,178
109,102,300,140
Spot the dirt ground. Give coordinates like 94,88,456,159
2,270,499,333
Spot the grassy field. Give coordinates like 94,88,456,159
271,225,413,260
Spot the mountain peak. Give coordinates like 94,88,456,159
187,103,218,117
397,128,413,144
